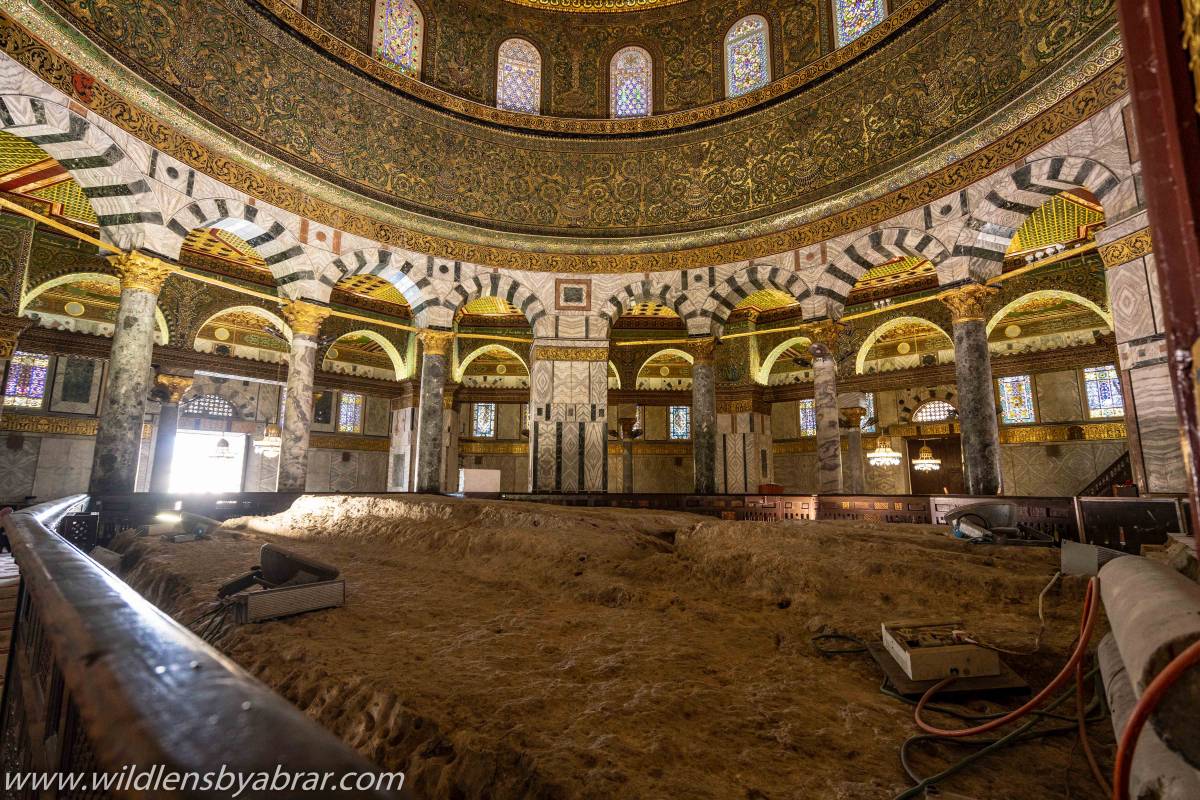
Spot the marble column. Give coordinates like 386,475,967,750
148,374,193,493
689,337,718,494
809,321,845,494
277,300,331,493
619,416,637,492
89,252,174,494
940,283,1002,496
841,406,867,494
415,330,453,494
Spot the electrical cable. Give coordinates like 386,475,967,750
811,632,868,656
1111,637,1200,800
964,571,1061,656
1076,654,1111,796
914,576,1100,738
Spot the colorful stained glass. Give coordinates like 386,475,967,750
473,402,497,438
834,0,887,47
337,391,364,433
669,405,691,440
799,399,816,437
610,46,652,118
1083,365,1124,418
913,400,954,423
3,351,50,408
998,375,1036,424
374,0,423,76
861,392,877,432
725,15,770,98
497,38,541,114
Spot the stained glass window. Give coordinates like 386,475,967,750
799,398,816,437
472,402,497,438
182,394,234,417
373,0,423,77
861,392,877,433
725,15,770,98
1083,365,1125,419
3,351,50,408
497,38,541,114
669,405,691,440
610,46,652,118
337,391,364,433
998,375,1036,424
913,400,955,423
834,0,887,47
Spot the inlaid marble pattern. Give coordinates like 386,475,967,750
1129,364,1187,493
715,411,772,493
528,342,608,492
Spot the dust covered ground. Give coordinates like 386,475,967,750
114,495,1111,799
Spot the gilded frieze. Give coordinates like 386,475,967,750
309,434,391,451
1098,228,1152,268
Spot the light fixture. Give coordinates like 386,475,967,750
213,437,235,459
867,441,902,467
912,442,942,472
254,423,282,457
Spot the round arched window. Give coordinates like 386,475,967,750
912,400,955,423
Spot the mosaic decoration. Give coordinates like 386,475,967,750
799,399,816,437
1083,365,1124,419
725,15,770,98
610,46,653,118
861,392,877,432
496,39,541,114
913,400,955,423
1007,193,1107,255
373,0,423,76
998,375,1037,424
668,405,691,440
3,351,49,408
834,0,887,47
181,394,235,417
472,402,497,438
337,391,364,433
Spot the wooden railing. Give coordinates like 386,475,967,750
1079,450,1134,497
0,495,406,799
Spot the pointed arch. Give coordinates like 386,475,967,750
950,156,1133,282
705,264,811,337
608,361,621,390
161,198,318,298
821,228,951,305
636,348,693,390
985,290,1113,335
756,335,813,384
599,279,702,332
20,272,169,345
327,247,439,324
855,315,953,375
193,305,292,344
322,329,405,379
0,95,161,250
454,343,528,382
445,273,547,330
496,38,542,114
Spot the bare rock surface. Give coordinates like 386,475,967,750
115,494,1109,799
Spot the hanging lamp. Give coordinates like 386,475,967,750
912,441,942,472
867,441,902,467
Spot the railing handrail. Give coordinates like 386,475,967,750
2,495,405,798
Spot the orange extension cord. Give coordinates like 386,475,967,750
1111,636,1200,800
914,576,1101,738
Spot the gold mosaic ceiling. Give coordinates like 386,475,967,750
735,289,797,313
0,131,97,224
461,296,523,317
500,0,688,12
1007,193,1105,255
625,301,679,318
335,274,410,306
182,228,268,268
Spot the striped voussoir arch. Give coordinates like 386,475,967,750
328,248,440,323
953,156,1124,280
445,273,548,328
163,198,316,296
706,265,811,336
819,227,951,303
599,279,701,329
0,95,161,249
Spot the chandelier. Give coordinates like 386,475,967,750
253,423,282,457
867,441,902,467
912,442,942,472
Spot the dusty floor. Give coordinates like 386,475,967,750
114,495,1112,800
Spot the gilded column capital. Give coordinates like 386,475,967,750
839,406,867,429
281,300,332,338
153,374,193,404
108,251,175,294
687,337,717,364
418,329,456,357
938,283,998,324
806,320,846,357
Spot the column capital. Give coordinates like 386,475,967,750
686,336,717,364
281,300,332,338
938,283,998,324
839,406,867,429
418,329,456,356
109,251,174,294
806,319,846,357
0,314,31,359
153,374,193,404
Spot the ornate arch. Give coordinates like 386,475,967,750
820,227,951,304
705,264,811,337
445,272,548,329
0,95,161,250
599,279,701,331
327,247,439,323
454,343,528,382
985,289,1113,334
756,335,813,385
161,198,318,298
854,315,953,375
192,305,292,347
951,156,1131,282
321,329,405,379
20,272,170,345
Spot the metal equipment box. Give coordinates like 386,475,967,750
881,620,1002,682
232,579,346,624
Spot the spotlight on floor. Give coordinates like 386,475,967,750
217,544,344,623
155,511,223,543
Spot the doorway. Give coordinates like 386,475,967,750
168,430,247,493
906,436,966,495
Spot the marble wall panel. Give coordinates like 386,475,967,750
1034,370,1084,423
